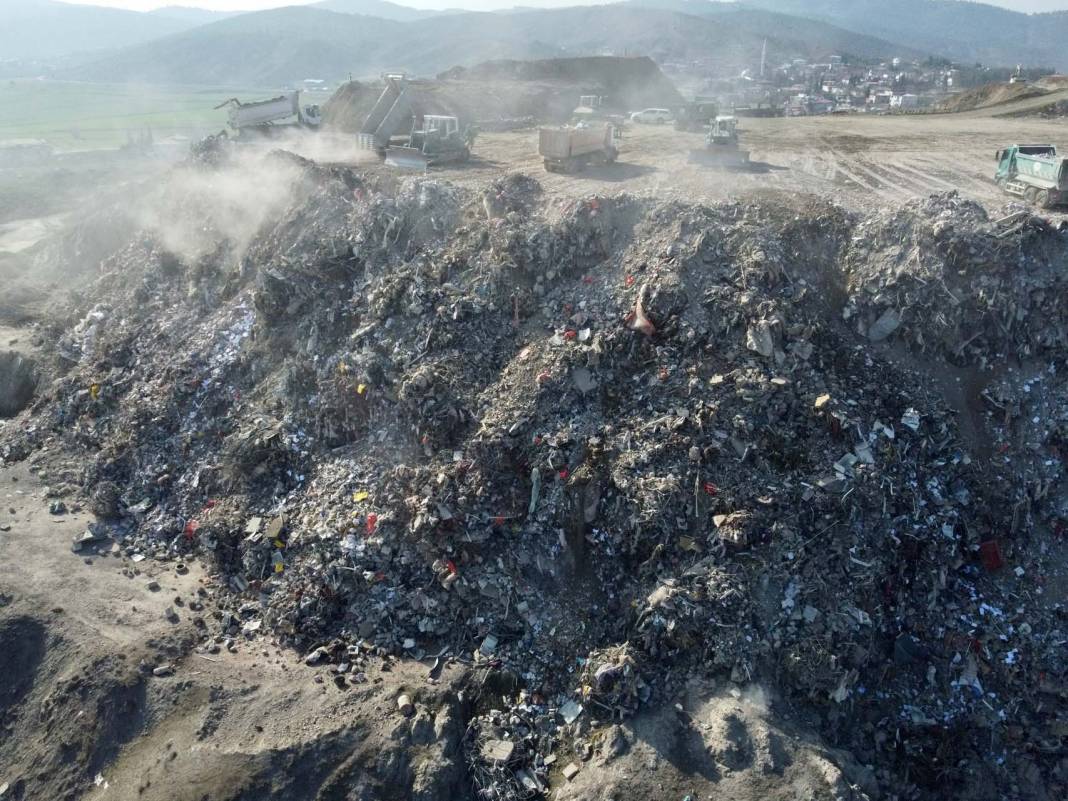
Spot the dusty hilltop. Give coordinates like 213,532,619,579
1,146,1067,801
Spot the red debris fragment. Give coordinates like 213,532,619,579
625,275,635,287
563,330,577,341
183,520,199,540
979,540,1004,571
703,482,718,496
559,468,569,480
445,559,458,575
366,513,378,536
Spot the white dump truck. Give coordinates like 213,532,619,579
216,91,321,137
538,124,618,173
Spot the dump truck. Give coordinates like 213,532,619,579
215,92,321,137
995,144,1067,208
688,115,750,168
538,124,618,173
385,115,476,170
357,78,413,154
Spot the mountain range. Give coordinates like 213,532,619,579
61,4,922,86
740,0,1068,70
4,0,1068,87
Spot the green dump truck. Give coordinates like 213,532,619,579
995,144,1068,208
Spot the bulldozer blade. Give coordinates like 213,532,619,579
688,148,751,169
385,146,429,171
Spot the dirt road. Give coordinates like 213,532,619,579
447,110,1068,221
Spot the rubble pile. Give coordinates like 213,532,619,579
844,193,1068,365
3,152,1066,801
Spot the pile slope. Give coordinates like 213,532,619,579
2,151,1065,801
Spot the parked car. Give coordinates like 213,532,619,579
629,108,673,124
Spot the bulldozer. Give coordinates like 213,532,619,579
688,115,750,168
385,115,476,170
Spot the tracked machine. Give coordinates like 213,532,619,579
385,115,476,170
688,115,750,169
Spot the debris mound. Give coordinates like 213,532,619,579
4,155,1068,801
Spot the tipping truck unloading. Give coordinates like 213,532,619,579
538,123,618,173
357,78,412,155
216,91,321,137
688,115,750,168
995,144,1068,208
357,78,475,169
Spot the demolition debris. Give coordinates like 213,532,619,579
3,150,1066,801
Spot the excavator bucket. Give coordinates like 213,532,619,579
385,146,429,171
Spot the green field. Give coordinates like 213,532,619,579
0,79,275,151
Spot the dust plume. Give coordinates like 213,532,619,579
131,149,306,264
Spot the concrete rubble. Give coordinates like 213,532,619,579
1,148,1066,801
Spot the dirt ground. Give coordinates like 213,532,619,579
424,94,1068,221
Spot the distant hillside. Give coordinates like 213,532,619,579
66,8,404,87
147,6,241,25
65,4,922,87
0,0,197,60
312,0,442,20
739,0,1068,70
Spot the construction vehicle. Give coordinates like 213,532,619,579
538,124,618,173
573,95,606,119
385,115,476,170
674,100,717,132
357,78,412,154
688,115,750,168
216,92,321,137
356,79,474,169
995,144,1067,208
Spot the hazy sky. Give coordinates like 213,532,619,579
58,0,1068,14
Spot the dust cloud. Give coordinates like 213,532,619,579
132,151,304,264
